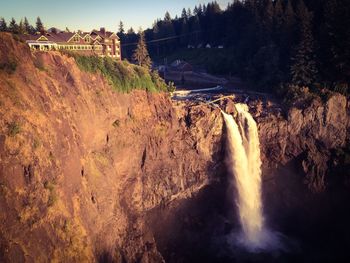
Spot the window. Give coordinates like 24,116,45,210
73,35,80,42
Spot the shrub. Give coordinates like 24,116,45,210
71,54,172,93
7,121,21,137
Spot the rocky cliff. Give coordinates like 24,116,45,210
0,33,224,262
256,94,349,192
0,33,349,262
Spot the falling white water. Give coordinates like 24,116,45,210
222,104,276,251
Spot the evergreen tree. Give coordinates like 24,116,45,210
132,30,152,69
273,0,284,43
190,15,201,45
0,17,7,32
181,8,187,20
284,0,296,40
118,21,124,34
35,16,44,32
193,6,199,16
290,0,318,86
187,8,192,17
324,0,350,81
152,21,161,56
202,4,207,14
197,4,203,16
164,11,171,21
180,19,189,46
261,0,274,43
18,19,25,34
23,17,31,34
127,27,135,34
9,18,19,33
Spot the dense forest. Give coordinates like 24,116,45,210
1,0,349,96
119,0,350,96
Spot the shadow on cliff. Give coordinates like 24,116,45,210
263,156,350,263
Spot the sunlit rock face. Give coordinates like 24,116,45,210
0,33,224,262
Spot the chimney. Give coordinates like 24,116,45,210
100,27,106,35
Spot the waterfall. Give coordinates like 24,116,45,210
222,104,275,251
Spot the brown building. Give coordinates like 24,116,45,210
21,28,121,59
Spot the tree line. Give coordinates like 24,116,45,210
118,0,350,95
0,17,45,34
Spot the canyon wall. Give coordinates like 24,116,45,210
256,94,349,192
0,33,349,262
0,33,223,262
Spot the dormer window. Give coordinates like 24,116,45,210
85,36,91,43
73,35,80,42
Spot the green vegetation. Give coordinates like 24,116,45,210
67,53,170,93
132,30,152,69
7,121,21,137
119,0,350,98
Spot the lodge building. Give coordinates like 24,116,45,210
21,28,121,59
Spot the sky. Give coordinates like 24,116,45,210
1,0,231,32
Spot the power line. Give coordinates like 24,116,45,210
121,30,202,47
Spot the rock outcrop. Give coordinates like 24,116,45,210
0,33,224,262
256,93,348,192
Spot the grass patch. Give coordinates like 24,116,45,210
7,121,21,137
64,52,172,93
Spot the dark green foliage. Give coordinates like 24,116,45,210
119,0,349,97
0,17,7,31
9,18,18,34
280,84,319,107
7,122,21,137
23,17,30,34
132,31,152,69
18,19,25,34
118,21,124,34
69,53,169,93
323,0,350,84
35,17,44,32
290,1,318,87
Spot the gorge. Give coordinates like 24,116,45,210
1,33,350,262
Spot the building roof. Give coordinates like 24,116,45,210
20,29,119,44
91,30,119,39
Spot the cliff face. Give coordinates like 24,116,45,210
0,34,223,262
0,33,349,262
256,94,349,192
